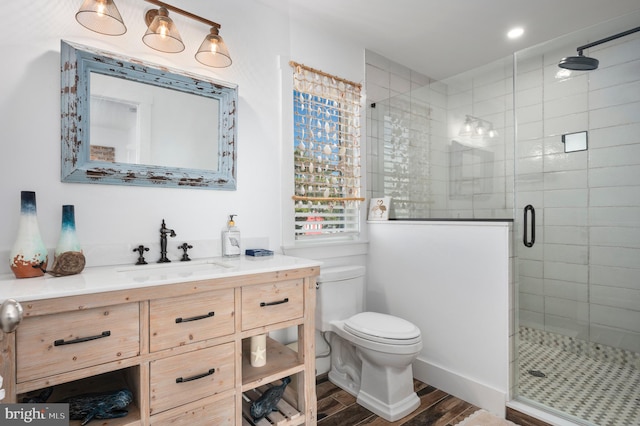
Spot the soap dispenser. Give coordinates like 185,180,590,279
222,215,241,257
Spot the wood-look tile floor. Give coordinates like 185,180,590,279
315,375,481,426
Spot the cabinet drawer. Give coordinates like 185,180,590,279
150,395,235,426
150,289,235,352
241,279,304,330
16,303,140,383
150,342,235,414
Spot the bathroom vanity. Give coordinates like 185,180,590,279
0,255,320,425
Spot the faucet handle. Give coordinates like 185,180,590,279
133,245,150,265
179,243,193,262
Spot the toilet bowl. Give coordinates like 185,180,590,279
317,266,422,422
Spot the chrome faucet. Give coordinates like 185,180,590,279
158,219,176,263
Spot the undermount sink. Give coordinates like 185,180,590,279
117,259,234,281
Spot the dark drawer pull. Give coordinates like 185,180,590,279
54,330,111,346
176,368,215,383
260,298,289,307
175,311,215,324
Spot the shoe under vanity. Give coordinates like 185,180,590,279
0,255,320,425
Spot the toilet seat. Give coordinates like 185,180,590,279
344,312,421,345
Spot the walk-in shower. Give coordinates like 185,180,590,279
514,15,640,425
365,10,640,425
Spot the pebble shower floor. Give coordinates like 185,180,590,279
518,339,640,425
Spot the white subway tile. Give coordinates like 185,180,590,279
365,64,389,88
589,165,640,187
544,111,588,137
544,279,588,302
520,293,544,313
590,265,640,291
543,93,588,119
589,122,640,149
589,143,640,167
589,101,640,129
519,121,544,141
590,186,640,206
543,170,588,190
516,68,543,92
591,245,640,269
543,243,588,265
545,315,588,340
590,226,640,249
544,151,587,172
516,104,543,124
544,189,588,207
589,206,640,227
390,72,411,94
519,277,544,296
543,73,588,100
515,86,543,107
590,303,640,333
591,285,640,312
517,156,543,174
589,80,640,109
544,225,588,245
546,297,589,321
519,258,543,278
588,59,640,91
544,261,588,283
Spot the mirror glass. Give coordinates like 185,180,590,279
61,41,237,189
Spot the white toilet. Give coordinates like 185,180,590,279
316,266,422,422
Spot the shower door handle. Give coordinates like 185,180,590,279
523,205,535,247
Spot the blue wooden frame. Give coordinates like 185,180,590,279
60,40,237,190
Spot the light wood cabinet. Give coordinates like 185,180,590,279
0,260,319,426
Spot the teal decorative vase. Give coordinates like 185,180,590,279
51,205,85,277
55,205,82,257
9,191,48,278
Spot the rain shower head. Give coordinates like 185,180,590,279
558,53,599,71
558,25,640,71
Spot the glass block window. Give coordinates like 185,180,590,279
291,61,363,240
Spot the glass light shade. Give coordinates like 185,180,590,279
76,0,126,36
458,117,473,136
195,28,232,68
142,8,185,53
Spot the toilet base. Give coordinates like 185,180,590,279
357,387,420,422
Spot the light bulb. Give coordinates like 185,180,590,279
96,0,106,16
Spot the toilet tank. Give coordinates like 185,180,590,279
316,265,366,332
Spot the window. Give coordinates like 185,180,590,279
291,62,363,240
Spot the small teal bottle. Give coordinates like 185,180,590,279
55,205,82,259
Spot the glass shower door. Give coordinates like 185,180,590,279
514,16,640,425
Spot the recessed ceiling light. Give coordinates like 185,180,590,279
507,27,524,39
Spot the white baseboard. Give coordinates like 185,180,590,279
412,357,506,417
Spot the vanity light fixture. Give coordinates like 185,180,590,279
458,115,498,139
75,0,127,36
142,6,185,53
143,0,232,67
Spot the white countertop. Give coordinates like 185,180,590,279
0,254,321,302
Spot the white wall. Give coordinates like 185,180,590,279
0,0,364,273
367,221,511,415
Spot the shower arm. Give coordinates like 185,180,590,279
575,25,640,55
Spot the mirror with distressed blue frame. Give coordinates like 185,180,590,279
60,40,237,190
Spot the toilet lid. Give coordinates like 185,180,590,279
344,312,421,343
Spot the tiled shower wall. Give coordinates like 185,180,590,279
365,24,640,358
515,30,640,355
365,50,514,219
